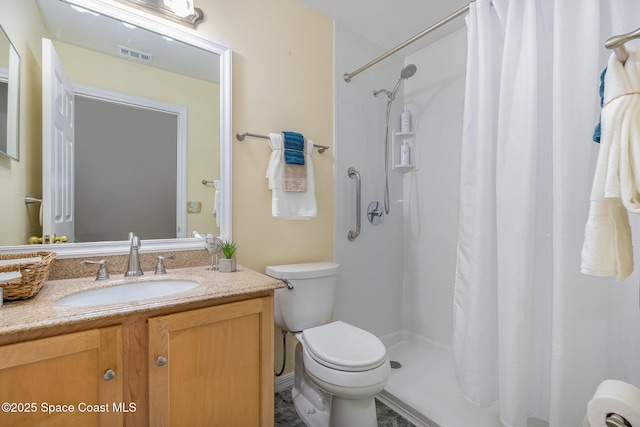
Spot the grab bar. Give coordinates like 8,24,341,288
347,167,361,241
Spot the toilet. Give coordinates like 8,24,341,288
266,262,390,427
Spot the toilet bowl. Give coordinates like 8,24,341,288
266,263,390,427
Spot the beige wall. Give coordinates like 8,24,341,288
197,0,334,375
0,0,334,256
199,0,334,272
0,0,46,245
0,0,333,374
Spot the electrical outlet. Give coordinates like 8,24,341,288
187,201,202,213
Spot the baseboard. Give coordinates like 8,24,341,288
274,372,294,393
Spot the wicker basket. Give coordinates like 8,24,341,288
0,252,57,301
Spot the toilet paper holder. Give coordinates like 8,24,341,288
607,413,632,427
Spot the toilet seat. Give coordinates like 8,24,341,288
302,321,387,372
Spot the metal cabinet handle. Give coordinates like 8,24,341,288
347,167,361,241
103,369,116,381
157,356,167,366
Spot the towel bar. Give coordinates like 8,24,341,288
236,131,329,153
25,197,42,205
605,26,640,63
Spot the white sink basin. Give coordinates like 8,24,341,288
56,280,199,307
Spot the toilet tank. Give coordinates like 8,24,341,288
266,262,339,332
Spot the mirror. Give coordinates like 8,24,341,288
0,23,20,160
0,0,231,256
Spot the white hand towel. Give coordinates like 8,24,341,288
581,199,633,281
581,47,640,281
212,179,221,227
266,133,317,219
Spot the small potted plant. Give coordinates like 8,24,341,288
218,239,237,273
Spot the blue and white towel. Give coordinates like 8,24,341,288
266,133,317,219
283,131,305,165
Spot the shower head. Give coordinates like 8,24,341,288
373,64,418,101
390,64,417,101
400,64,417,79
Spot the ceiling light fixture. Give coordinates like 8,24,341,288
163,0,194,18
114,0,204,28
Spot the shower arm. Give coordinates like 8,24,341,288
373,88,392,98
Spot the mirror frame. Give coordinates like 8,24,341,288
0,0,232,258
0,24,20,161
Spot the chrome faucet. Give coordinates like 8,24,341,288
125,232,144,277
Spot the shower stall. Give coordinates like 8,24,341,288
334,22,485,426
333,2,640,426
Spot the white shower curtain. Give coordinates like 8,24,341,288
453,0,640,426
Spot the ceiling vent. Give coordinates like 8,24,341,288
117,45,153,63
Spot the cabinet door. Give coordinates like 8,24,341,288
0,326,123,427
149,296,274,427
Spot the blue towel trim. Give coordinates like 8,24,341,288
593,67,607,143
283,131,305,165
284,150,305,165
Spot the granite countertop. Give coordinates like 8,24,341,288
0,265,283,336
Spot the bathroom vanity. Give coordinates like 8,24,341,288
0,266,282,426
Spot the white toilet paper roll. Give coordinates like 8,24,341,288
587,380,640,427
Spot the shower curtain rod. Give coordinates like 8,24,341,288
343,1,474,82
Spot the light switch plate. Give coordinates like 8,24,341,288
187,201,202,213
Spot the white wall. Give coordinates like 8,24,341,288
333,23,468,343
333,23,404,336
402,28,467,347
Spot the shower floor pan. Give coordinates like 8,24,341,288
378,337,502,427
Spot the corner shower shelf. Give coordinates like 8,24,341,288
392,130,418,172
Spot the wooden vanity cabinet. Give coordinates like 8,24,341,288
0,293,274,427
0,325,123,427
148,296,274,426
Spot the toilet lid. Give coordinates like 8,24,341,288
302,321,387,372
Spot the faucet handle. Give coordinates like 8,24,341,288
154,255,176,275
81,260,110,281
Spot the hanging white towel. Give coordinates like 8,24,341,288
212,179,221,227
266,133,317,219
581,47,640,281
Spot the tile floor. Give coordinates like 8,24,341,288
275,388,415,427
